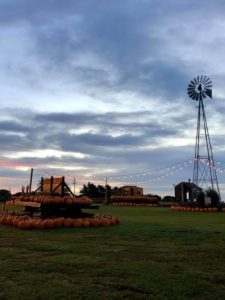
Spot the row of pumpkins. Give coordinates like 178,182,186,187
0,213,119,230
171,206,225,212
10,195,92,205
112,202,158,207
111,196,158,202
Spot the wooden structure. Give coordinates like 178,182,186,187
34,176,75,197
175,181,202,202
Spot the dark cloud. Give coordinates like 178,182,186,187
0,121,28,132
0,134,31,151
0,109,184,158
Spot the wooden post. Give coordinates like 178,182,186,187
50,176,53,194
73,178,76,195
62,176,65,196
40,177,44,192
29,168,33,194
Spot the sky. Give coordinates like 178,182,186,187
1,0,225,198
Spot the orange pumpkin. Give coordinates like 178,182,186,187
0,215,7,224
82,220,90,227
101,218,110,226
12,217,20,227
44,219,55,229
72,218,83,228
18,220,32,230
32,219,45,230
5,215,13,225
63,218,73,228
54,218,63,228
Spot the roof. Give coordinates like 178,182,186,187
175,182,202,190
120,185,143,189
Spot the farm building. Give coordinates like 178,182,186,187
113,185,143,197
175,181,202,202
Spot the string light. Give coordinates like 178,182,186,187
4,158,225,188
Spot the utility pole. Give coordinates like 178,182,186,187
105,177,108,204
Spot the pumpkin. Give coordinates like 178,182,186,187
44,219,55,229
63,218,73,228
82,220,90,227
31,219,44,230
18,220,32,230
72,218,83,228
12,217,20,227
101,218,110,226
5,215,13,225
54,218,63,228
0,215,7,224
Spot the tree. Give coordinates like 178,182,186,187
162,195,176,202
146,194,161,201
196,190,205,207
195,188,220,207
80,182,111,198
205,188,220,206
0,189,11,202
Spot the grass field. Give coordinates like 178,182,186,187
0,206,225,300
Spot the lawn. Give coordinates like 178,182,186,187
0,206,225,300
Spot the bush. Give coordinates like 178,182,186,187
0,189,11,202
205,188,220,207
196,190,205,207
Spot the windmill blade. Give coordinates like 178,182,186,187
189,93,197,101
202,91,206,98
188,90,197,98
188,82,195,88
194,93,199,101
204,83,212,89
197,75,200,83
193,78,198,84
201,92,206,99
203,78,212,85
188,87,195,92
202,76,208,84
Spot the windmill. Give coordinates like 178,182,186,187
187,75,220,200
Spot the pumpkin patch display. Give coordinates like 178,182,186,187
111,196,159,207
0,212,119,230
1,177,119,230
170,206,222,212
13,195,93,206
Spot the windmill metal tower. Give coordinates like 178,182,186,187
187,75,220,200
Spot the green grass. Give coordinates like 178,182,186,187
0,206,225,299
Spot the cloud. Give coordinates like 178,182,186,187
0,1,225,197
